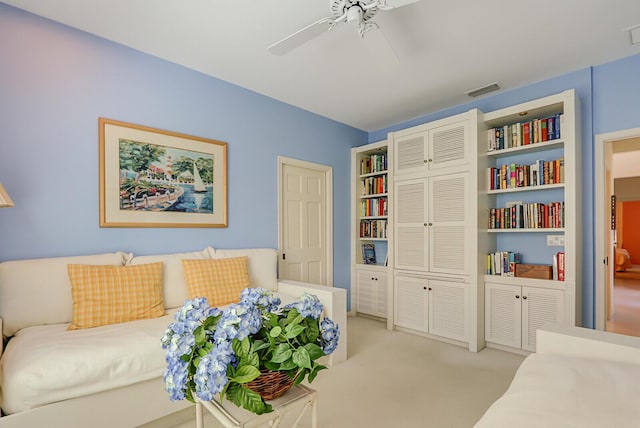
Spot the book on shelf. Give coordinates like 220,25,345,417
488,201,564,230
487,114,563,151
486,251,521,276
557,251,565,281
487,158,564,191
362,243,376,264
360,153,388,175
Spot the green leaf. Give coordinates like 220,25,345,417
264,361,280,371
245,352,259,368
231,365,261,384
292,347,312,369
303,343,325,360
271,343,292,363
285,323,306,339
308,364,327,383
269,326,282,338
232,337,251,357
278,358,297,371
304,319,320,343
251,340,270,353
194,325,206,345
236,386,272,415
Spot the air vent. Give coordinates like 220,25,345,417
464,82,500,98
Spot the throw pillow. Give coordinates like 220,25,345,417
67,262,165,330
181,257,250,307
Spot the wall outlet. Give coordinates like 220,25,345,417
546,235,565,246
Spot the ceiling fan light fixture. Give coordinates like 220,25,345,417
464,82,501,98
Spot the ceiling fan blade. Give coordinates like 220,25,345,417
268,17,335,56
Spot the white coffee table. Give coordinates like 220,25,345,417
195,384,317,428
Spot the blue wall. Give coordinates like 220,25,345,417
0,4,367,308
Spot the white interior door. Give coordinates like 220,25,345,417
278,157,332,285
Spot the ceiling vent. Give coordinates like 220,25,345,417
465,82,500,98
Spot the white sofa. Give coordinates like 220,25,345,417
0,247,347,428
475,324,640,427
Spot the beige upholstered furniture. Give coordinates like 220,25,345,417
0,247,346,428
475,324,640,427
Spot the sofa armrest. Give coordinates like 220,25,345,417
537,323,640,365
277,280,347,366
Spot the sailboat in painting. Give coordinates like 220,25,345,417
193,161,206,193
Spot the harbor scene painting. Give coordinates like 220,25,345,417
119,140,214,214
100,118,227,228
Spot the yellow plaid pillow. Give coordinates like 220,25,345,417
67,262,165,330
182,257,250,307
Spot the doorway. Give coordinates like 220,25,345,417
595,129,640,335
277,156,333,285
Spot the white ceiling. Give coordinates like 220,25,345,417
3,0,640,131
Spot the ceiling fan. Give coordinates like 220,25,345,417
268,0,422,56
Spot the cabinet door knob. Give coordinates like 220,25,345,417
423,286,427,290
428,287,432,291
371,277,375,280
522,295,528,300
515,295,520,299
423,159,428,163
424,223,428,226
428,222,433,226
428,159,433,163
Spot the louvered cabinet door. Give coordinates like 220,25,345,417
485,282,522,349
356,267,388,318
429,173,468,275
428,280,468,342
428,120,468,171
394,131,427,176
394,178,428,271
394,274,428,332
521,287,564,352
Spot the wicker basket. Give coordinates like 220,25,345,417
247,370,296,400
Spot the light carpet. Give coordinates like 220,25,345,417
142,316,524,428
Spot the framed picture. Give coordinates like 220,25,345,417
99,118,227,228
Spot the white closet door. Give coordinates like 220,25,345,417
394,274,428,332
428,280,468,342
429,173,467,275
394,131,426,176
429,120,468,170
521,287,564,352
485,282,521,348
394,178,428,271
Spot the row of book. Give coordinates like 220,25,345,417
361,175,388,196
360,219,388,239
488,158,564,190
489,201,565,230
488,114,562,151
486,251,521,276
360,153,387,175
360,197,388,217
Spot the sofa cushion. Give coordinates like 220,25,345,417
0,314,172,415
0,252,129,337
182,257,250,307
208,247,278,291
67,263,165,330
126,248,210,309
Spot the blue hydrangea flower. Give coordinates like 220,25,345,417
285,293,324,319
214,302,262,343
320,317,340,355
241,287,281,312
194,341,234,401
164,354,189,401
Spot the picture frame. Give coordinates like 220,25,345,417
99,118,227,228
